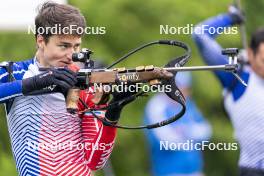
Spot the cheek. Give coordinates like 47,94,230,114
45,47,65,61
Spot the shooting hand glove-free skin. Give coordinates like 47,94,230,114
22,68,77,96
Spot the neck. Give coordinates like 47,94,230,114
36,50,48,67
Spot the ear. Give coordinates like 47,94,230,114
36,35,45,50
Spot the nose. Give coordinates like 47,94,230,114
66,47,75,61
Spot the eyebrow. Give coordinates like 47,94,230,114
59,42,81,46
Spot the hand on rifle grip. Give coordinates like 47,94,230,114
23,67,77,96
66,64,81,114
148,68,173,85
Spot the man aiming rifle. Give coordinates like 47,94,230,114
0,2,172,175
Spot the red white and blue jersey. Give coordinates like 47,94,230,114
0,58,116,176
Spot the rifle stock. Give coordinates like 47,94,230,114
66,65,170,113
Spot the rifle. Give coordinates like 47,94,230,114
41,40,246,129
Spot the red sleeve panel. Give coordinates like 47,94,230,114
78,90,117,171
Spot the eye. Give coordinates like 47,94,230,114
58,44,68,49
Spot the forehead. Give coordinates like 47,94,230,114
49,35,82,44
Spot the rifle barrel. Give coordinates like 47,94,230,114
163,64,237,71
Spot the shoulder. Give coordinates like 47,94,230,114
14,58,34,69
13,58,35,72
13,58,35,80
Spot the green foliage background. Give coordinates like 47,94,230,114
0,0,263,175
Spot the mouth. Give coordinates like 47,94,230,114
60,61,72,66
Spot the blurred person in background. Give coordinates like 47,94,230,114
193,5,264,176
144,72,212,176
